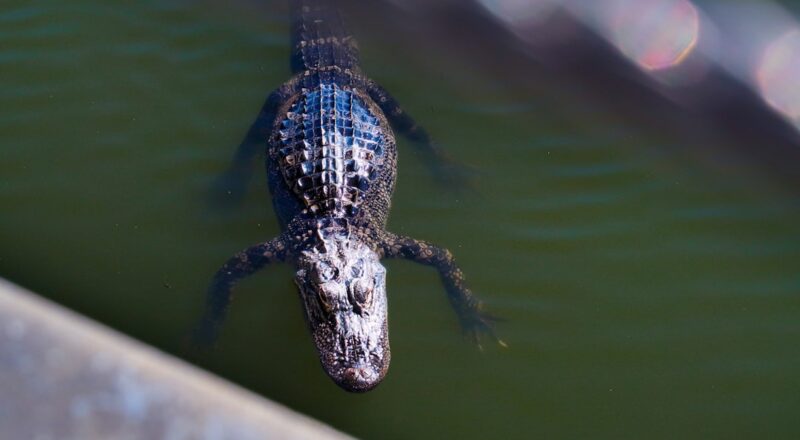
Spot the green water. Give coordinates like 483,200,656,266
2,1,800,438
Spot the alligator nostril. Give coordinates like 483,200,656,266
344,367,368,382
334,364,385,392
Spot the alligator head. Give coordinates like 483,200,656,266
295,231,389,392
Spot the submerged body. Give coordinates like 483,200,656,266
198,0,500,392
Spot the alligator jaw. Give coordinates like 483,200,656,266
312,313,390,392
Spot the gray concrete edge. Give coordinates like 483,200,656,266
0,277,355,440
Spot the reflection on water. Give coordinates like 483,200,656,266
1,1,800,439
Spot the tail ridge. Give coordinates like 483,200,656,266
290,0,360,73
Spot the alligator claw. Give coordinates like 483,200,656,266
461,307,507,349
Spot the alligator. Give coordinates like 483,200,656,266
197,0,502,392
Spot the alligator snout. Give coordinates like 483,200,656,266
340,365,379,391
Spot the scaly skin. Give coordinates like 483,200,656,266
197,0,501,392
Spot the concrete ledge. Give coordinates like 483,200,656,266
0,278,353,440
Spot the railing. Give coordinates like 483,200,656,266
0,278,353,440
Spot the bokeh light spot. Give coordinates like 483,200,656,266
757,29,800,126
609,0,700,71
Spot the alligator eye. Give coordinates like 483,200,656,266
313,263,339,283
350,260,364,278
317,287,335,313
353,288,370,305
349,281,373,313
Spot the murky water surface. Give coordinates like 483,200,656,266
2,1,799,438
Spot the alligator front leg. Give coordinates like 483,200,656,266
365,80,473,187
194,235,290,345
381,233,505,348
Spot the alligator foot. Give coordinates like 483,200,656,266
460,303,507,350
380,233,505,348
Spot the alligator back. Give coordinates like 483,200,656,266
275,83,390,218
262,1,396,228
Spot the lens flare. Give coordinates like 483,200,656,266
607,0,700,71
757,29,800,126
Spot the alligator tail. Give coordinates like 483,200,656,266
290,0,360,74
